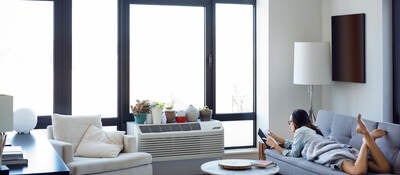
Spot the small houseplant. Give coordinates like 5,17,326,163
199,106,212,121
131,100,151,124
164,103,175,123
151,101,165,124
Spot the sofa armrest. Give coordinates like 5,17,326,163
258,141,267,160
122,135,137,153
49,139,73,164
47,125,54,139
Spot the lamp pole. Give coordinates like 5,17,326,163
308,85,316,123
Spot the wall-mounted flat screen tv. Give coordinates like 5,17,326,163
331,13,365,83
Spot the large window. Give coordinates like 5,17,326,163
0,0,53,116
1,0,256,149
124,0,256,148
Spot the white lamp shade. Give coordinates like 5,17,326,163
293,42,332,85
0,95,13,132
14,108,37,134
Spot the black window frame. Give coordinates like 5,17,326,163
393,0,399,124
122,0,257,149
33,0,257,149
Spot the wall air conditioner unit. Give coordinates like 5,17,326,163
127,120,224,162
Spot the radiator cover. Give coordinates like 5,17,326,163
128,120,224,162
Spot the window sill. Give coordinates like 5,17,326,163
224,148,258,155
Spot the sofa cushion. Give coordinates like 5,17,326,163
348,118,377,149
327,113,354,145
265,149,346,175
52,114,102,151
376,122,400,174
75,125,124,158
68,152,152,175
316,110,335,137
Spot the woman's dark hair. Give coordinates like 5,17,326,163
291,109,323,136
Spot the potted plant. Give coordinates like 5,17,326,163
199,106,212,121
151,101,165,125
130,100,151,124
164,103,175,123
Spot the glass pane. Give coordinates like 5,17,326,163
130,5,204,110
0,0,53,116
72,0,117,117
216,4,254,113
222,120,253,147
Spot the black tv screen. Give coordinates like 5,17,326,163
331,13,365,83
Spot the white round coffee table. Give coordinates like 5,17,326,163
201,159,279,175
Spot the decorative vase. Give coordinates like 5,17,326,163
185,105,199,122
199,109,212,121
151,106,163,124
146,113,153,124
164,110,175,123
134,113,147,124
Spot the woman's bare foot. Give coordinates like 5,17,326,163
356,114,369,135
370,129,387,140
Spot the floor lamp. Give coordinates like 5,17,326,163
0,95,13,172
293,42,331,123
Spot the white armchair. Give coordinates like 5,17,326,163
47,115,152,175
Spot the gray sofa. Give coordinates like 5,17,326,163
265,110,400,175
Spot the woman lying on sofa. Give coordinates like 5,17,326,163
266,109,392,174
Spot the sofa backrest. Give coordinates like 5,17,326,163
316,110,400,174
316,110,377,149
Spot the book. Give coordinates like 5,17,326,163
1,158,28,166
2,146,23,160
252,160,276,168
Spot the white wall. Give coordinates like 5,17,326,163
321,0,392,122
267,0,322,138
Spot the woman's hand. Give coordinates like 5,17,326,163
267,130,277,140
266,130,285,144
266,137,285,154
266,137,278,148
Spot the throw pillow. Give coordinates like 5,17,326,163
52,113,102,152
75,125,124,158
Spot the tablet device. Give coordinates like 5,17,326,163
258,128,268,145
258,129,272,149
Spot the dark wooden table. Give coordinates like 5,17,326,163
6,130,69,175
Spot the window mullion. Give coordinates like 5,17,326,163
53,0,72,115
205,1,215,111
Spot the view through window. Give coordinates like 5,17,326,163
216,3,254,147
130,5,205,110
0,0,53,116
72,0,118,117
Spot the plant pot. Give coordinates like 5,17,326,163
199,109,212,121
175,116,186,123
134,113,147,124
164,110,175,123
151,106,163,124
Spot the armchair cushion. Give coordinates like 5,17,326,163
69,152,152,175
52,113,102,151
75,125,124,158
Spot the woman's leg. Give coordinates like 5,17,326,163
356,116,392,173
341,142,369,175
